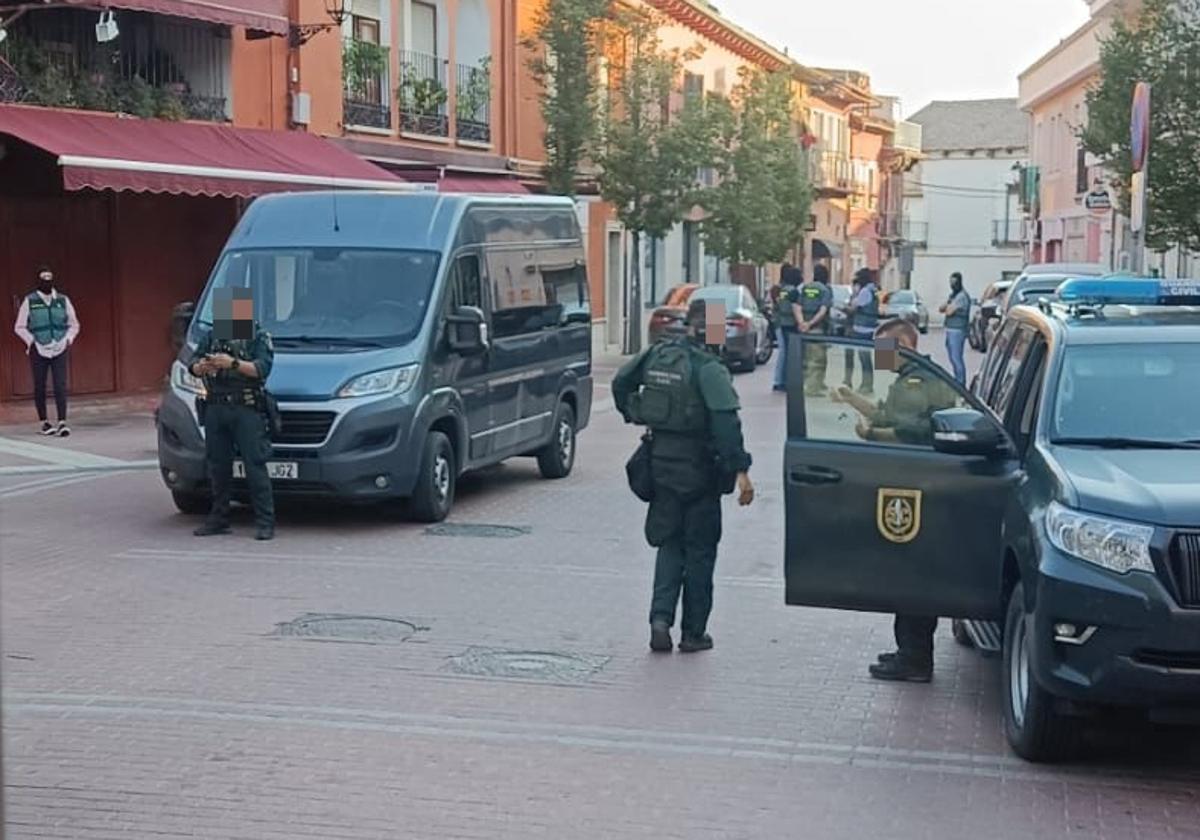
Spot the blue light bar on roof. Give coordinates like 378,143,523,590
1056,277,1200,306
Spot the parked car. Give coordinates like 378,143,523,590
158,192,593,523
968,279,1014,352
1004,263,1107,318
647,283,700,346
688,283,770,372
828,284,853,335
881,289,929,333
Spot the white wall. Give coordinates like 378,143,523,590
905,152,1026,320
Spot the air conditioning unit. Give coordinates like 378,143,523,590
291,92,311,126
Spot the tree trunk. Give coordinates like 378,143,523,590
627,230,643,355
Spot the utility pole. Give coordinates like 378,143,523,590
1130,82,1151,274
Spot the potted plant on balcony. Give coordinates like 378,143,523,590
343,40,387,101
455,56,491,140
397,63,447,134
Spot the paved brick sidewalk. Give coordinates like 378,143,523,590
2,352,1198,839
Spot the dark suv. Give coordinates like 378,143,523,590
782,278,1200,762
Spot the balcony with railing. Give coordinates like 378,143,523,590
455,57,491,144
900,220,928,247
992,218,1023,247
892,120,923,154
809,149,852,194
399,50,449,137
342,39,391,130
0,7,230,121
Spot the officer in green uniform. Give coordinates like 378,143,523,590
613,299,755,653
833,318,960,681
796,266,833,396
188,288,277,541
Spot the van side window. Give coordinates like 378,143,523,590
486,248,587,337
977,320,1018,404
450,254,482,310
541,261,589,326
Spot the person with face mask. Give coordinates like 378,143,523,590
939,272,972,385
13,266,81,436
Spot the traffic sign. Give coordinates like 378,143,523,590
1084,189,1112,214
1131,82,1151,173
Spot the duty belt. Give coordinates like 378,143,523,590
206,389,262,407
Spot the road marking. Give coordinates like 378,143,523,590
0,459,158,477
6,692,1198,792
0,473,106,499
0,436,128,468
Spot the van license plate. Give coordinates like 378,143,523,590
233,461,298,480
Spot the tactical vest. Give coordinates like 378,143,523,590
798,282,827,319
853,284,880,332
945,290,970,330
27,293,69,345
776,286,798,329
629,340,708,435
204,337,258,396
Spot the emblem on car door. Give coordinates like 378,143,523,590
877,488,922,544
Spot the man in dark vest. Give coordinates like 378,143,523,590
796,264,833,396
188,287,277,541
771,265,804,392
613,299,755,653
13,266,80,436
844,268,880,395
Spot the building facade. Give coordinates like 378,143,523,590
903,99,1027,313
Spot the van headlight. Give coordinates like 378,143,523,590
172,360,206,396
337,365,419,398
1045,501,1154,574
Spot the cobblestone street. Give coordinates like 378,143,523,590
2,343,1198,839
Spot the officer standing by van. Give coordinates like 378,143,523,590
796,265,833,396
834,318,959,680
189,288,277,541
613,299,755,654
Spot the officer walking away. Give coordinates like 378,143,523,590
796,264,833,396
844,268,880,395
13,266,80,436
939,271,972,385
188,288,277,541
833,318,959,680
771,264,804,392
613,299,755,654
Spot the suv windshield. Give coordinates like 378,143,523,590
192,248,441,347
1052,343,1200,444
889,291,916,304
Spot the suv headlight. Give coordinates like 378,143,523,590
1045,501,1154,574
172,360,206,396
337,365,419,399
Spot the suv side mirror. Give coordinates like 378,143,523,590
446,306,488,355
931,408,1006,457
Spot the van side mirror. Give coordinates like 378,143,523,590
171,301,195,352
447,306,488,355
932,408,1006,457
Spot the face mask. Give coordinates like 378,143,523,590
38,277,53,294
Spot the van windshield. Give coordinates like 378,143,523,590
193,248,441,347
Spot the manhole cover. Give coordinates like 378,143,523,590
273,613,424,643
446,648,609,682
425,523,531,538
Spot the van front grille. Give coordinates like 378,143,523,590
275,411,336,445
1169,533,1200,608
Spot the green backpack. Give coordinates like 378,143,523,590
630,340,708,435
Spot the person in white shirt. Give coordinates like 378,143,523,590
13,266,80,436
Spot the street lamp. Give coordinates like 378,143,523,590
289,0,350,48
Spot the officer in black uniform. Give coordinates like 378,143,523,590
796,265,833,396
834,318,960,681
613,299,755,653
771,265,804,392
188,288,277,541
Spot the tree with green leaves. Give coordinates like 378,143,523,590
527,0,609,196
1081,0,1200,253
701,68,812,273
595,9,719,353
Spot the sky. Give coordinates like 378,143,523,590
718,0,1093,118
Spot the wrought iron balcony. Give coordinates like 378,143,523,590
992,219,1023,247
892,121,923,154
455,58,491,143
398,49,449,137
809,149,852,193
343,39,391,130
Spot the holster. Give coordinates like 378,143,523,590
257,389,283,439
194,395,208,426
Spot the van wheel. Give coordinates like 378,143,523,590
172,490,210,515
410,431,455,523
1002,582,1081,762
537,403,576,479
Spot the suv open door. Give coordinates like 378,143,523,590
783,335,1019,620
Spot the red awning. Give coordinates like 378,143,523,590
61,0,288,35
0,105,412,198
438,173,530,194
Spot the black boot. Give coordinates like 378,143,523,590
678,634,714,653
193,521,231,537
869,657,932,683
255,525,275,541
649,620,672,653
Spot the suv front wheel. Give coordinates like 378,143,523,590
1002,582,1081,762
